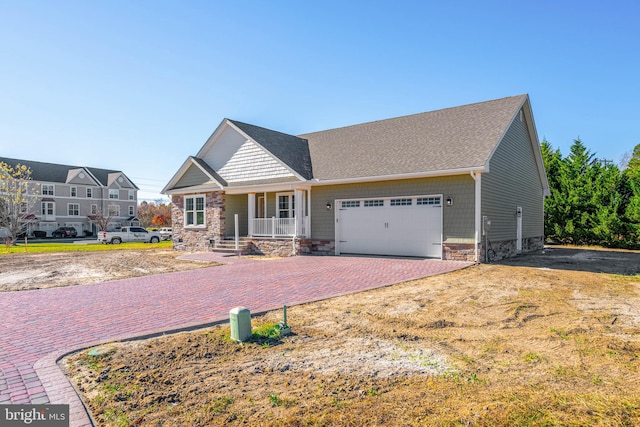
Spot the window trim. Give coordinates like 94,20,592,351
108,204,120,217
276,192,295,219
86,188,93,198
42,184,55,196
184,195,206,227
70,186,77,197
109,189,119,200
41,201,55,216
68,203,80,216
128,205,135,216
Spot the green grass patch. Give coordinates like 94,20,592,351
2,240,172,254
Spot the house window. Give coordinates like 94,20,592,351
341,201,360,208
364,200,384,207
390,198,412,206
129,206,135,216
276,193,294,218
108,205,120,216
41,202,54,216
71,186,77,197
185,195,205,226
128,190,135,201
109,189,119,199
42,184,54,196
87,188,93,198
68,203,80,216
91,204,97,215
417,197,441,206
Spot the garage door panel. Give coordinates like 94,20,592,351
337,197,442,258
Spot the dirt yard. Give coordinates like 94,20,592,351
0,250,220,292
52,247,640,426
3,247,639,425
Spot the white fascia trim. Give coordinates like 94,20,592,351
190,159,225,189
225,181,312,195
162,158,224,194
486,95,550,197
226,168,484,194
311,167,486,187
195,119,230,158
225,121,308,182
164,183,223,195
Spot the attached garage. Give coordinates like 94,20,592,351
335,195,442,258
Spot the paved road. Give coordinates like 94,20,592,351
0,254,471,426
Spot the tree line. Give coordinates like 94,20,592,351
542,139,640,248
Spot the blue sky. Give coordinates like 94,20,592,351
1,1,639,201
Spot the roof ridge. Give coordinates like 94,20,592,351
298,94,528,137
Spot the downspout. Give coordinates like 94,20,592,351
470,171,481,263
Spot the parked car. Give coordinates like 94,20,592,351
52,226,78,238
97,227,161,244
159,227,172,240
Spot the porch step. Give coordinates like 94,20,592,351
211,238,252,254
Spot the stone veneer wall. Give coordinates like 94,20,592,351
171,192,225,252
482,236,544,262
247,238,311,257
442,242,476,262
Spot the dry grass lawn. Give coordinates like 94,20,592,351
64,260,640,426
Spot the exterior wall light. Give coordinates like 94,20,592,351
326,202,332,210
446,197,454,206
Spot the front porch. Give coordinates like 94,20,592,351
244,189,311,239
171,187,314,257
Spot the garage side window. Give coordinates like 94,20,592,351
341,201,360,208
390,198,412,206
185,195,206,227
417,197,441,206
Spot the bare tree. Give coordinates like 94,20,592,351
0,162,39,242
91,206,116,232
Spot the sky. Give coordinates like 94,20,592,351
1,1,639,202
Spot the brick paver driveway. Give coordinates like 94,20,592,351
0,254,471,426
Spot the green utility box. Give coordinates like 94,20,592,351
229,306,252,342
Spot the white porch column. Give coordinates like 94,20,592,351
247,193,256,237
294,188,304,237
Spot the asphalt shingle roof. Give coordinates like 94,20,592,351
298,94,528,180
229,120,313,180
0,157,132,187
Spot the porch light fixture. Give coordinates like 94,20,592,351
446,196,454,206
326,202,332,210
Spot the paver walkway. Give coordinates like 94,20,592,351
0,254,471,426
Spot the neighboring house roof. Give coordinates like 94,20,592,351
299,94,528,180
0,157,139,189
227,120,313,180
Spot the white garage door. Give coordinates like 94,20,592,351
336,195,442,258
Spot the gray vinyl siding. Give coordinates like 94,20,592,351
310,175,476,242
175,165,210,188
225,194,248,237
481,112,544,241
